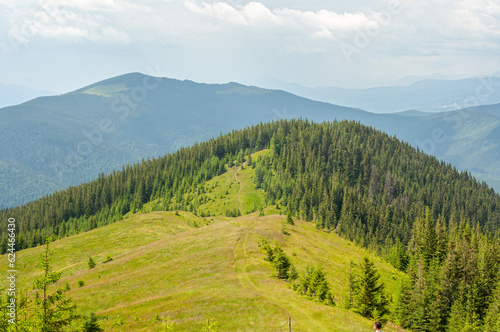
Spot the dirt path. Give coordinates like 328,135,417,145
234,165,243,212
232,218,329,332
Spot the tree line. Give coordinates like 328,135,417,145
2,119,500,330
3,120,499,254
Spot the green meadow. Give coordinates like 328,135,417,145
6,151,407,331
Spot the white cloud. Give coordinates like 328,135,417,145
99,26,130,44
185,1,281,25
184,1,378,38
276,8,372,31
5,0,135,44
56,0,120,12
1,0,500,90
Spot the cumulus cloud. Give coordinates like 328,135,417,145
1,0,500,90
184,1,379,39
184,1,280,25
276,8,372,31
4,0,143,45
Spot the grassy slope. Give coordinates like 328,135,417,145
7,151,407,331
11,213,406,331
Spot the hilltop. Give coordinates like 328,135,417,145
2,73,500,208
3,120,500,331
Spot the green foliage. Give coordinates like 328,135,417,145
203,313,219,332
484,281,500,332
159,315,176,331
395,209,500,331
292,266,335,306
26,238,80,331
4,120,500,256
78,281,84,288
346,257,389,322
273,245,293,279
103,255,113,263
3,119,500,330
225,207,241,218
258,237,275,262
82,312,103,332
110,315,125,327
88,256,96,269
281,220,290,235
288,265,299,281
286,211,294,225
259,238,294,280
0,288,12,331
342,261,358,310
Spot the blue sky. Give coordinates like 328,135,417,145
1,0,499,92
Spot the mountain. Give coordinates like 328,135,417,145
265,77,500,113
1,73,500,209
3,120,499,331
396,104,500,192
0,83,58,108
0,73,406,208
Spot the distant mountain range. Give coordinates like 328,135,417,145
0,83,58,108
1,72,499,208
264,77,500,113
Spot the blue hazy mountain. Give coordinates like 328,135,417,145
263,77,500,113
0,83,58,108
1,73,499,208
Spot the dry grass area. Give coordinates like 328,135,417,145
9,211,406,331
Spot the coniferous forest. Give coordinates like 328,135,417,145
2,119,500,330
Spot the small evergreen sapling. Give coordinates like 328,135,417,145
88,256,96,269
82,312,103,332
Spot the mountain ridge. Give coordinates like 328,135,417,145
1,73,500,208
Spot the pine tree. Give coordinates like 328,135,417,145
88,256,96,269
273,246,292,279
0,288,11,331
286,210,294,225
484,281,500,332
368,164,379,200
383,172,394,204
344,261,358,309
82,312,103,332
30,238,80,331
394,278,412,329
354,257,388,319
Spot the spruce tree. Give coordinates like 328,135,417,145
286,210,294,225
88,256,96,269
484,281,500,332
82,312,103,332
354,257,388,319
273,246,292,279
31,238,80,331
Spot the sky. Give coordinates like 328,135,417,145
0,0,499,92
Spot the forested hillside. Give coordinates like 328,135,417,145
2,119,499,249
2,119,500,330
2,73,500,209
